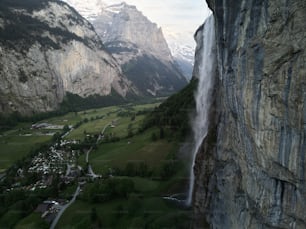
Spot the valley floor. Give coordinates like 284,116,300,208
0,102,193,228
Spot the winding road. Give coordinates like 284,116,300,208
50,123,111,228
85,123,111,174
50,185,81,229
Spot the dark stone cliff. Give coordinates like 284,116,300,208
0,0,131,115
193,0,306,228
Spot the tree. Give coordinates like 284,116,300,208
63,124,70,132
138,162,148,177
91,207,97,222
160,160,178,180
159,127,165,139
127,129,134,138
115,204,125,218
130,114,136,121
125,163,136,176
151,132,157,141
52,132,61,142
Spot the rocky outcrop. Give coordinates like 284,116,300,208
193,0,306,228
64,0,194,81
93,3,172,62
91,2,187,96
0,0,132,115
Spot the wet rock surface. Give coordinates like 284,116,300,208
193,0,306,228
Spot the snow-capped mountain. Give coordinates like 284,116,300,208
169,41,194,80
63,0,187,96
0,0,133,115
62,0,106,21
170,43,194,66
92,2,187,96
63,0,194,80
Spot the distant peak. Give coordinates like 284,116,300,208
106,2,137,13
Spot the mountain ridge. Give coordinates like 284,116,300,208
90,2,188,96
63,0,192,83
0,0,133,115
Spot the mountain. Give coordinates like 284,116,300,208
64,1,188,96
169,41,194,80
193,0,306,228
60,0,106,21
62,0,194,80
0,0,133,115
92,2,188,96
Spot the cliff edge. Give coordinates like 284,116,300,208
193,0,306,228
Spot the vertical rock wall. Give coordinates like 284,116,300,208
0,0,130,115
193,0,306,228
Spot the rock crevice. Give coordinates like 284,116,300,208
193,0,306,228
0,0,131,115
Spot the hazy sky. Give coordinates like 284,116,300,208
102,0,212,48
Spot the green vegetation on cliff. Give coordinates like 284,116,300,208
142,78,197,138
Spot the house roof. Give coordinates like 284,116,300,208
35,203,52,213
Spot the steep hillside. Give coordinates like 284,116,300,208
169,42,194,80
63,0,194,81
0,0,133,115
93,2,188,96
64,1,188,96
193,0,306,228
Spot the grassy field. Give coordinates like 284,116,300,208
66,116,113,140
14,212,48,229
56,197,191,229
0,103,160,172
44,106,118,126
58,124,191,228
0,101,192,228
64,103,158,140
89,128,179,174
0,134,52,172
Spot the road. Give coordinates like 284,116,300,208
85,147,93,164
101,123,111,137
61,128,73,139
87,165,100,178
65,164,72,177
85,123,110,163
51,123,110,228
50,185,81,229
0,173,5,181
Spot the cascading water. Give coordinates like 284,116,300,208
186,15,216,206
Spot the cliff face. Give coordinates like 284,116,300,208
0,0,131,115
193,0,306,228
91,3,187,96
94,3,173,63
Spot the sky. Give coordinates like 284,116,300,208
102,0,212,48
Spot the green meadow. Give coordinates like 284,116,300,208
0,133,52,173
0,101,192,228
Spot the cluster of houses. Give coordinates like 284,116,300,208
35,199,67,224
21,138,83,192
10,120,107,224
28,140,79,175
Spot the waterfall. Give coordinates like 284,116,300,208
186,15,216,206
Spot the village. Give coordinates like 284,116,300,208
5,121,106,225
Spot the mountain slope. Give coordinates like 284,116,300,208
93,2,187,96
193,0,306,228
168,40,194,80
64,1,188,96
0,0,133,115
62,0,194,80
